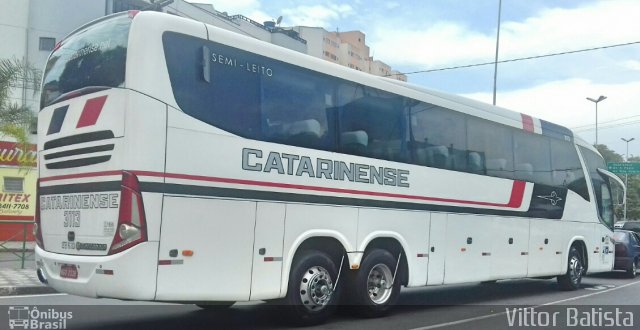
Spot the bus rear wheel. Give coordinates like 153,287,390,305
351,249,401,318
283,250,340,326
557,246,583,291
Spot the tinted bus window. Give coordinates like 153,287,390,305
410,105,467,171
467,117,513,179
579,146,614,228
41,15,131,108
551,142,588,200
163,32,335,150
513,131,552,185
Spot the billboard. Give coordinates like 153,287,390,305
0,141,37,241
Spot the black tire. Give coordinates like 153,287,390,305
627,259,638,278
351,249,402,318
282,250,340,326
557,246,584,291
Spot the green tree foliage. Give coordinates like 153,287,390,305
623,155,640,220
0,57,41,148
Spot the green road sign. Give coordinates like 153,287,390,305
608,162,640,175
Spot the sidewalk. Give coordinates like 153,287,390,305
0,241,56,296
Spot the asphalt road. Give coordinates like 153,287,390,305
1,273,640,330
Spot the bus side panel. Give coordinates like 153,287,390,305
527,219,565,276
124,93,168,242
250,202,286,300
598,224,614,271
155,197,256,301
444,214,492,284
490,217,529,279
356,208,429,287
426,213,446,285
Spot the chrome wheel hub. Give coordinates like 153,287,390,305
367,263,393,304
569,256,583,284
299,266,333,311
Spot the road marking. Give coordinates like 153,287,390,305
584,284,615,291
0,293,67,299
409,280,640,330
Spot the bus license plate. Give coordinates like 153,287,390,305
60,264,78,279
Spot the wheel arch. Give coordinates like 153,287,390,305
280,231,351,298
564,237,588,274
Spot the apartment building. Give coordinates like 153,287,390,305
293,26,407,81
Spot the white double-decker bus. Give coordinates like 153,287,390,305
35,11,624,325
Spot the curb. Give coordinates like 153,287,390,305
0,285,58,296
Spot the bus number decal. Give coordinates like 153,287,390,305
63,210,81,228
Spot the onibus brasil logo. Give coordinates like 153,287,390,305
8,306,72,329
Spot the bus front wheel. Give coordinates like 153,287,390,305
283,250,340,325
557,246,584,291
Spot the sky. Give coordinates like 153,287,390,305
190,0,640,159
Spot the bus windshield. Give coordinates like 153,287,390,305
40,14,132,109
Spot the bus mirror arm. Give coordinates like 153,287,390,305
597,168,626,205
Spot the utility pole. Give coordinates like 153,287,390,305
621,137,635,221
492,0,502,106
586,96,607,145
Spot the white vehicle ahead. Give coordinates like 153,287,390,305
35,10,624,325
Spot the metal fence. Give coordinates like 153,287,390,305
0,221,34,269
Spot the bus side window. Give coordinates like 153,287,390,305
337,86,408,161
467,117,513,179
409,103,466,171
340,130,368,156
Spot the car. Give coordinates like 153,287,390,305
614,221,627,229
621,221,640,235
612,230,640,278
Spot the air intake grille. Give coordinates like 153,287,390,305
43,130,115,169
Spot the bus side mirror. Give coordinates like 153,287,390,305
597,168,626,205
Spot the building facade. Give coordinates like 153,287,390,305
0,140,37,241
293,26,407,81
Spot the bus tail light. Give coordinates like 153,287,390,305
33,179,44,249
109,171,147,255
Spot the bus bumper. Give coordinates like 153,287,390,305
35,242,159,300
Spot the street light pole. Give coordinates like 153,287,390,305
586,95,607,145
492,0,502,106
621,137,635,221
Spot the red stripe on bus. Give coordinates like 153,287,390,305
149,172,526,208
40,170,527,209
521,114,534,132
76,95,108,128
40,170,122,182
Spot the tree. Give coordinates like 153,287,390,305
0,57,41,148
595,144,623,163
